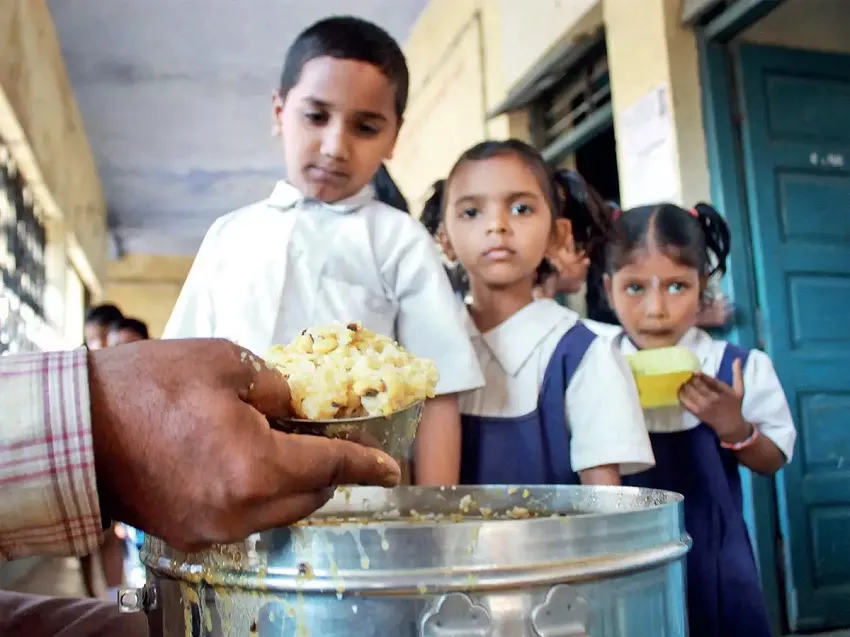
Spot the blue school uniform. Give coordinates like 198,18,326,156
623,343,772,637
456,300,654,486
460,322,595,484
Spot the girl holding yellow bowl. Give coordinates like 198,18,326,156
591,202,796,637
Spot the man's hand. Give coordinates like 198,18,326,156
88,339,401,552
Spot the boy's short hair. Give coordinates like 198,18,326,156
85,303,123,327
280,16,409,119
109,317,150,340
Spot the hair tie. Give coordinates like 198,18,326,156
612,207,622,221
690,208,699,218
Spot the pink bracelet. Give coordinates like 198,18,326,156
720,425,759,451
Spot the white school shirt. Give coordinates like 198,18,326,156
588,325,797,461
457,299,655,475
163,181,484,396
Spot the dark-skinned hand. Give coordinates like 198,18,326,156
678,358,750,443
88,338,401,552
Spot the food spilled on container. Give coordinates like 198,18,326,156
265,321,439,420
296,487,548,528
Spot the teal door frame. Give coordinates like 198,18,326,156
696,1,789,633
699,38,784,635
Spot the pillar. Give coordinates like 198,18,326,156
604,0,711,209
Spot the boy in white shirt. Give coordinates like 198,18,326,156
164,16,483,485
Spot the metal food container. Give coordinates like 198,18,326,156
127,485,690,636
270,400,423,464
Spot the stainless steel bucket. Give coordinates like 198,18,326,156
127,485,690,636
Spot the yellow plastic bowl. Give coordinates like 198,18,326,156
626,346,701,409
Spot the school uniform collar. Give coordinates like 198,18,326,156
618,326,713,366
267,180,376,214
465,299,578,377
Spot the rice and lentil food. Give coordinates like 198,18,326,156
265,322,439,420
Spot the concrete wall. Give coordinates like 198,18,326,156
390,0,501,215
391,0,603,216
396,0,850,219
498,0,602,90
0,0,107,292
605,0,711,208
0,0,102,578
0,0,197,339
104,253,193,338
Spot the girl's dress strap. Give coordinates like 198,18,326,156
717,342,751,517
537,321,597,483
459,321,596,485
717,342,750,386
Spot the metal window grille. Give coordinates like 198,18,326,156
0,144,48,354
529,36,612,165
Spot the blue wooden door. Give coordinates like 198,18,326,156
737,44,850,633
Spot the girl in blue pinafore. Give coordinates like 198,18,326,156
434,139,655,486
597,202,797,637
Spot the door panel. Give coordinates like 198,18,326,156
737,44,850,632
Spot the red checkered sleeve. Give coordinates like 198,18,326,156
0,349,103,560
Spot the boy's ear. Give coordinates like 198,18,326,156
271,91,285,136
384,118,403,160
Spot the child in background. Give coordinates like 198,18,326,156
83,303,124,350
107,316,150,346
438,139,654,485
80,304,125,599
600,202,796,637
533,170,606,303
107,317,151,591
553,172,620,325
164,17,483,486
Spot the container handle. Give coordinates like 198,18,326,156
420,592,493,636
530,584,589,637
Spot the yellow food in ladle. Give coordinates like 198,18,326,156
266,322,439,420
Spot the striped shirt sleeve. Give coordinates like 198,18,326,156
0,349,103,560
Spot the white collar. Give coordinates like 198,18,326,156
466,299,578,376
617,327,714,365
267,180,376,214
